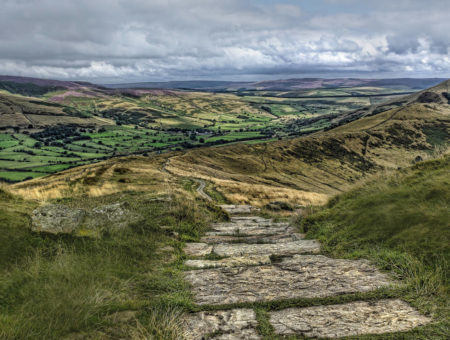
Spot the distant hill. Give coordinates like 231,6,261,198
10,80,449,204
103,78,445,91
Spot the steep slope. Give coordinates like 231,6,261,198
299,156,449,338
165,80,449,205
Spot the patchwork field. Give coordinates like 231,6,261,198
0,76,446,182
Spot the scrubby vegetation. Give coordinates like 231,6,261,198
0,188,225,339
300,156,450,338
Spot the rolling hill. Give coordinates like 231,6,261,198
9,80,449,205
1,79,449,340
3,75,438,183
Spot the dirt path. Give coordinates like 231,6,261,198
192,178,212,201
162,157,212,201
181,204,431,339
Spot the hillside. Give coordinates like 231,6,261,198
1,76,431,183
164,81,449,205
104,78,445,92
9,80,449,205
298,156,449,338
1,81,449,340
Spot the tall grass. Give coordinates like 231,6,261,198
300,156,450,338
0,190,220,339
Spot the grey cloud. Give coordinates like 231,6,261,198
0,0,448,82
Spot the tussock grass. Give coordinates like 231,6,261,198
0,188,221,339
299,156,450,339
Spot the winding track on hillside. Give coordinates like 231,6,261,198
162,158,213,202
180,202,431,339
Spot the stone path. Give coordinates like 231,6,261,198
182,205,431,339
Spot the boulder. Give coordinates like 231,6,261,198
32,204,86,234
32,202,133,235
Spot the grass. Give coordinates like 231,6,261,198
295,156,450,339
0,188,225,339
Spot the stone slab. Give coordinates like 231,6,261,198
213,240,320,257
269,299,431,338
185,255,272,269
183,309,260,340
184,243,213,256
230,216,269,223
184,255,393,305
219,205,260,214
207,224,295,237
200,233,304,244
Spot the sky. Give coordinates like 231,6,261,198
0,0,449,83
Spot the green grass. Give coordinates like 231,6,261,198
296,156,450,339
0,189,225,339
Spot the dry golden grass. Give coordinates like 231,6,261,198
10,155,174,201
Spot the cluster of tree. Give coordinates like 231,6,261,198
101,110,146,125
31,125,92,147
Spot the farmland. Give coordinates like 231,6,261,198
0,76,441,182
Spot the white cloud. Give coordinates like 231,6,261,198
0,0,448,81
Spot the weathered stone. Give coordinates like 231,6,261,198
32,204,86,234
31,202,134,235
201,233,304,244
219,205,260,214
213,240,320,257
184,242,213,256
230,216,268,223
185,255,271,269
87,202,132,230
207,223,294,237
269,299,431,338
184,255,393,305
183,309,260,340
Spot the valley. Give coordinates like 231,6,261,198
0,77,449,339
0,76,444,183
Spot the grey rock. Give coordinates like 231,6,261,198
207,222,293,237
32,204,86,234
32,202,133,235
269,299,431,338
184,255,394,305
213,240,320,257
200,233,304,244
184,243,213,256
88,202,131,229
219,205,260,214
185,255,271,269
183,309,260,340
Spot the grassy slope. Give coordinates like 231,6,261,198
299,156,449,339
0,185,226,339
166,95,449,206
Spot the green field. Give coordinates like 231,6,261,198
0,84,417,182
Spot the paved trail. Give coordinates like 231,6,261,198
181,204,431,339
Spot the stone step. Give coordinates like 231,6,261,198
184,255,394,305
269,299,431,338
230,216,269,223
200,232,304,244
185,255,271,269
184,239,320,257
207,224,294,237
219,205,260,214
213,240,320,257
183,309,260,340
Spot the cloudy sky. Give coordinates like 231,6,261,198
0,0,449,83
